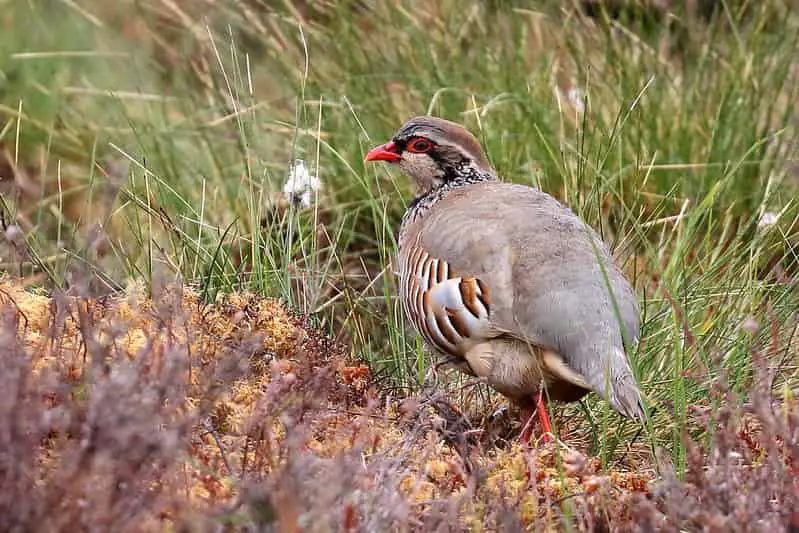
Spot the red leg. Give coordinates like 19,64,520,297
519,407,535,445
519,391,554,444
536,391,554,443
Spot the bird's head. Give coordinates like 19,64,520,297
365,116,495,196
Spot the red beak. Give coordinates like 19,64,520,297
365,141,402,163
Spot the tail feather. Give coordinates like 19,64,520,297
597,348,647,421
608,374,647,421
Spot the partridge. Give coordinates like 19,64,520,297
365,116,646,442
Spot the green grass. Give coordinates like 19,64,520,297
1,0,798,470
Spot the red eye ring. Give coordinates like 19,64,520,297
407,137,433,153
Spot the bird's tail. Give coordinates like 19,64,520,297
605,348,647,421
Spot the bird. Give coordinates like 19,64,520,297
364,115,646,443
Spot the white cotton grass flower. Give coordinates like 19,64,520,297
567,87,586,114
757,211,779,228
283,159,321,209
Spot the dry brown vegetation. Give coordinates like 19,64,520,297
0,274,796,531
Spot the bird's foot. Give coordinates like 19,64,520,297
518,408,534,446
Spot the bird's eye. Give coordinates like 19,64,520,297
407,138,433,153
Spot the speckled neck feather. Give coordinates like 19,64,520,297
399,162,497,242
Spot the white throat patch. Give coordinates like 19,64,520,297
399,152,445,194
